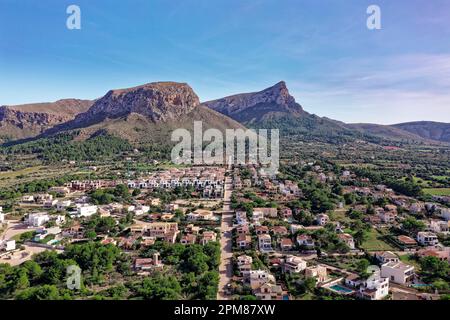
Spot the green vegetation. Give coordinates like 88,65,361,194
360,229,395,251
3,132,133,162
0,242,127,300
139,242,221,300
423,188,450,196
89,184,131,205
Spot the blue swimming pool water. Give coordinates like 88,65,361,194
329,285,353,294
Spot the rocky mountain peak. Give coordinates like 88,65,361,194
73,81,201,125
202,81,303,121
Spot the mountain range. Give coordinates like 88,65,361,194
1,81,449,146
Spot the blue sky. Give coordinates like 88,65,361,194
1,0,449,124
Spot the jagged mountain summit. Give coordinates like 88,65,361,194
1,80,449,146
203,81,305,124
42,81,245,145
203,81,358,140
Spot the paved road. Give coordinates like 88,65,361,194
217,174,234,300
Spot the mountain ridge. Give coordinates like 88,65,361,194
1,81,449,146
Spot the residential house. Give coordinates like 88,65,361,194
235,211,248,225
375,251,399,264
381,261,415,285
417,232,439,246
255,225,269,235
397,235,418,248
280,238,293,251
315,214,329,226
248,270,276,290
305,265,328,283
76,204,98,218
237,234,252,249
252,211,265,225
258,234,273,252
254,207,278,218
187,209,214,221
271,226,288,237
180,234,197,245
280,208,293,220
417,248,450,262
134,253,163,271
27,213,50,227
359,275,389,300
338,233,355,249
237,255,253,266
284,255,307,273
379,210,396,224
44,199,58,208
56,200,72,211
344,274,363,288
297,234,315,248
200,231,217,245
428,220,449,234
254,283,285,300
236,225,250,235
22,195,35,203
236,255,253,276
185,224,201,235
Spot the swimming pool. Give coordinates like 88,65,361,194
329,284,354,294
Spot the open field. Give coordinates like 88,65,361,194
423,188,450,196
0,166,44,179
360,229,395,251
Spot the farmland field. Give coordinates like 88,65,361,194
423,188,450,196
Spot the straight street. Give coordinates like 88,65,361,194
217,173,234,300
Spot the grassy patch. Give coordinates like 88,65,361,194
0,166,44,179
423,188,450,196
360,229,395,251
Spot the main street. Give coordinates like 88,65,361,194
217,172,234,300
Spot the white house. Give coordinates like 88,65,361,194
0,212,4,223
56,200,72,211
27,213,50,227
428,220,449,233
440,208,450,221
375,251,399,264
53,215,65,226
236,211,248,225
316,214,329,226
417,231,439,246
297,234,315,248
359,275,389,300
76,205,98,217
381,261,415,285
252,210,265,225
7,240,16,251
258,234,272,252
22,195,35,203
187,209,214,221
248,270,276,290
284,255,307,273
237,255,253,266
133,205,150,216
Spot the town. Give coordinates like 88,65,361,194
1,157,449,300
